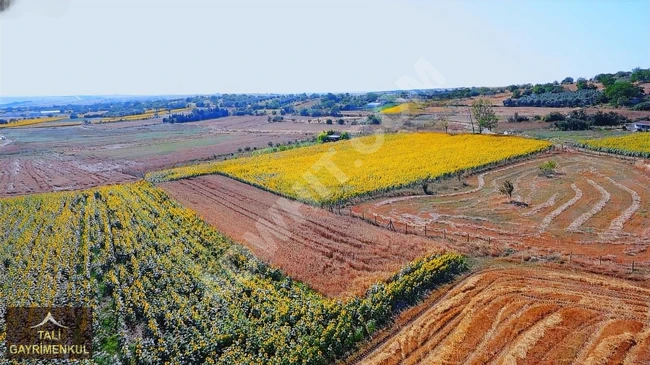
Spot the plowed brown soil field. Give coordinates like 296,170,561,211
159,175,449,297
358,267,650,365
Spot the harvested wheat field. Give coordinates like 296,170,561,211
159,175,449,297
358,267,650,365
354,151,650,272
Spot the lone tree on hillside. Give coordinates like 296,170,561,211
466,107,475,133
471,99,498,133
499,180,514,199
366,114,382,125
438,119,450,133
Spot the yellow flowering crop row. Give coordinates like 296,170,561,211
582,133,650,157
99,107,193,123
381,102,425,115
0,116,67,128
148,133,551,204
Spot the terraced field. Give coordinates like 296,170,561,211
358,267,650,365
354,151,650,271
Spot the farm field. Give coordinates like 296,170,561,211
159,175,450,297
382,99,650,136
357,267,650,365
0,116,67,128
583,132,650,156
0,116,363,197
0,181,465,364
149,133,551,205
0,155,138,197
353,151,650,276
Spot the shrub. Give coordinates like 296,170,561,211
506,112,530,123
590,111,629,127
555,110,590,131
543,112,566,123
631,101,650,111
539,161,557,176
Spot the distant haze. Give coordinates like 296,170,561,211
0,0,648,96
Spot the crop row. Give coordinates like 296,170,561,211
0,182,466,364
147,133,552,205
580,133,650,157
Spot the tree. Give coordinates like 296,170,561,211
499,180,514,199
554,109,590,131
471,99,498,133
466,107,475,133
604,81,643,106
630,67,650,83
366,115,382,125
438,120,449,133
511,89,521,99
598,74,616,87
575,78,596,90
561,77,574,84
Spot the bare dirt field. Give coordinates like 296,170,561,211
357,266,650,365
0,116,366,197
0,156,137,197
353,151,650,276
159,175,448,298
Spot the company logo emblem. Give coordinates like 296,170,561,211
30,312,69,329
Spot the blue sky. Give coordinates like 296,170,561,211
0,0,648,96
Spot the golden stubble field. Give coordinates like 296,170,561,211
359,266,650,365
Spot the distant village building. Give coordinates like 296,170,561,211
625,121,650,132
40,110,61,114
